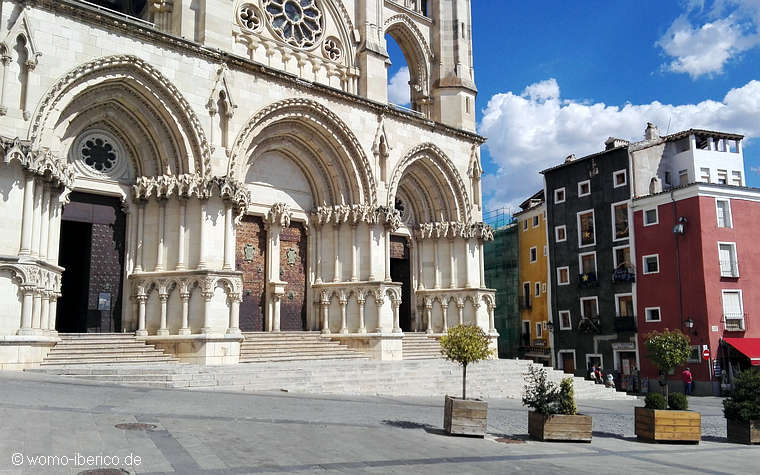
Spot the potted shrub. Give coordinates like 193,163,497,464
523,366,592,442
635,329,700,443
440,324,494,437
723,370,760,444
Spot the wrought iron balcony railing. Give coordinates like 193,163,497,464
614,315,637,332
724,312,747,331
612,266,636,283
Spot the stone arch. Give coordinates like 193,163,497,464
388,143,471,224
229,98,377,206
384,14,432,113
28,55,210,177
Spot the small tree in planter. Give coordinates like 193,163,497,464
522,366,591,442
636,329,700,443
440,324,493,437
723,370,760,444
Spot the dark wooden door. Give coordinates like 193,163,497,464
390,236,411,331
279,223,307,330
562,353,576,374
236,215,267,331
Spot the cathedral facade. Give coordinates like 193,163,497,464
0,0,494,368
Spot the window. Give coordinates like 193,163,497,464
642,254,659,274
732,171,742,186
613,169,627,188
688,345,701,363
557,266,570,285
543,245,548,256
717,169,728,184
532,215,539,228
577,210,595,247
529,246,537,263
558,310,572,330
522,282,531,308
554,188,566,204
644,208,658,226
522,321,530,344
718,242,739,277
700,167,710,183
612,202,629,240
722,290,745,330
555,225,567,242
665,171,672,185
578,180,591,197
579,252,597,275
679,169,688,186
580,297,599,318
716,199,732,228
616,294,634,317
613,245,631,269
645,307,661,322
535,322,543,338
535,282,541,297
523,220,528,231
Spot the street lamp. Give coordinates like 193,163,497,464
684,317,694,329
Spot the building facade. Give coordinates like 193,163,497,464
0,0,496,369
484,221,519,358
543,145,637,379
515,191,552,364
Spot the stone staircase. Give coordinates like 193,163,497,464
402,333,443,359
239,332,368,363
40,333,178,366
30,358,634,400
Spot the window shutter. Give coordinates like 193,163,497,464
722,292,741,315
717,202,726,227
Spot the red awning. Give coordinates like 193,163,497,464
724,338,760,366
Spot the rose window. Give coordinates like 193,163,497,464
263,0,324,49
238,4,262,31
81,136,117,173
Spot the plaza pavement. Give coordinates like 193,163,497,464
0,371,756,474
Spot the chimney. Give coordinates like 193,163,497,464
605,137,630,150
645,122,660,141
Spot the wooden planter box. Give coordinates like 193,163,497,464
727,419,760,444
527,411,592,442
635,407,701,443
443,395,487,437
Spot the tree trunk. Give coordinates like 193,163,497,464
462,363,467,400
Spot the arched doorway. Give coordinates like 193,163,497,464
57,192,126,333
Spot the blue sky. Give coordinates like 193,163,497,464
387,0,760,211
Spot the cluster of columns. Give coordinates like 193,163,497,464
415,234,486,291
318,288,401,335
18,283,59,336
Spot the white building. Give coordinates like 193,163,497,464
0,0,495,368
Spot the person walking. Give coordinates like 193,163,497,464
682,367,693,395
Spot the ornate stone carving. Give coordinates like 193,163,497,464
469,222,494,242
238,3,263,32
262,0,325,49
0,136,74,190
266,202,292,228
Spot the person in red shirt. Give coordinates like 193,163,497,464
682,368,693,395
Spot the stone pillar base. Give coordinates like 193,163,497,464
0,335,59,370
328,334,403,361
148,335,243,365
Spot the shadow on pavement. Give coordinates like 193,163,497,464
381,419,447,436
592,431,638,442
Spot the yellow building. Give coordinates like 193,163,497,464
515,191,552,365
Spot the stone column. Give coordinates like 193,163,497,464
155,200,167,271
176,199,187,270
417,238,424,290
367,223,376,281
157,292,169,336
433,239,441,289
39,184,50,260
479,242,486,288
47,197,62,265
198,200,207,269
18,286,34,335
0,55,10,115
31,290,41,330
425,301,433,334
315,224,323,284
178,291,191,335
272,294,281,332
136,295,148,336
223,203,233,270
31,180,42,258
441,302,449,333
135,202,145,272
320,296,330,334
457,300,464,326
333,223,341,282
449,238,456,288
350,223,358,281
488,302,496,334
464,239,472,288
48,296,58,333
392,300,401,333
358,295,366,334
19,174,35,255
40,293,50,333
384,229,391,282
339,295,348,334
227,295,240,334
201,290,213,334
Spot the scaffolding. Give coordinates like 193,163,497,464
483,206,518,230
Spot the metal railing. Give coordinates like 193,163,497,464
612,266,636,283
483,207,518,230
724,312,747,331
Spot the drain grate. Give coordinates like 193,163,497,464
114,423,157,431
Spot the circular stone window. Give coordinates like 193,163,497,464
70,130,130,181
263,0,324,49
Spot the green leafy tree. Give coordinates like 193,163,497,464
522,367,578,415
643,329,691,401
440,324,493,399
723,370,760,422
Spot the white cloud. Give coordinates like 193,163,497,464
387,67,410,106
479,78,760,210
657,1,760,78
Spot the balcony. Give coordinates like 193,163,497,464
720,260,739,278
578,316,601,333
724,313,747,331
614,315,637,332
612,266,636,283
578,272,599,288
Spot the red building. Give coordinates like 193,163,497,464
633,183,760,394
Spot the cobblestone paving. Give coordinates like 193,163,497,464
0,372,754,474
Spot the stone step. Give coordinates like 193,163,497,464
47,347,162,355
40,357,178,366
